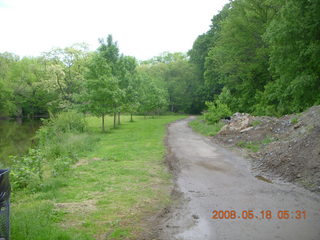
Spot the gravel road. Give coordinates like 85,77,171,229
158,117,320,240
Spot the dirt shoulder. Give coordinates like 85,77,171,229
214,105,320,192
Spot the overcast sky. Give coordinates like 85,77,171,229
0,0,229,60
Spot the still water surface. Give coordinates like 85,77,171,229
0,119,41,167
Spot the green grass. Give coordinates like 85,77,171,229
251,120,262,127
11,115,185,240
236,141,261,152
261,136,275,145
236,137,276,153
290,117,299,124
188,116,225,136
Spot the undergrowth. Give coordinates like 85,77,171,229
189,116,225,136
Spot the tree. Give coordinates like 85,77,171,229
204,0,276,113
138,72,168,117
138,52,198,113
0,53,18,116
97,35,125,126
257,0,320,114
117,55,138,124
42,43,89,106
7,57,59,117
82,53,123,132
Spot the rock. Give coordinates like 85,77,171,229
192,214,199,219
240,126,253,133
294,123,302,129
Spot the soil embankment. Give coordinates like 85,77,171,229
215,106,320,192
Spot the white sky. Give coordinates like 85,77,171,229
0,0,229,60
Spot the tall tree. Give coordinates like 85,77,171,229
257,0,320,115
187,4,231,113
82,53,123,132
204,0,276,113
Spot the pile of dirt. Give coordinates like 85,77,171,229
214,106,320,192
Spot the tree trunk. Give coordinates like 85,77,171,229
118,112,120,125
113,112,116,128
130,113,133,122
102,114,105,132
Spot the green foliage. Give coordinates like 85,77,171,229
251,120,262,127
261,137,275,145
138,53,195,113
12,115,184,240
10,111,96,189
11,201,93,240
137,71,169,115
38,111,87,138
10,149,43,190
52,156,73,177
236,141,260,152
260,0,320,114
204,100,232,124
36,111,96,162
189,0,319,116
189,117,225,136
290,117,298,124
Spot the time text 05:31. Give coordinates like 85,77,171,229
211,210,307,220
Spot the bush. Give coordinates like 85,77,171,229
36,111,93,161
11,111,99,190
10,149,43,190
290,117,298,124
52,156,74,177
204,100,232,124
37,111,87,145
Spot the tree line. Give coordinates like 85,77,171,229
189,0,320,116
1,0,319,122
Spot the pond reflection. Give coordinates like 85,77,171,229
0,119,41,167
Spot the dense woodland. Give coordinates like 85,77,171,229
0,0,319,122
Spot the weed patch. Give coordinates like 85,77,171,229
189,116,225,136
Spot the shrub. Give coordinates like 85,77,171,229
11,111,99,190
204,100,232,124
37,111,87,145
10,149,43,190
52,156,74,177
290,117,298,124
36,111,92,161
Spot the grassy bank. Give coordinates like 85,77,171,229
188,116,224,136
11,115,185,240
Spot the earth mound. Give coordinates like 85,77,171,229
214,106,320,192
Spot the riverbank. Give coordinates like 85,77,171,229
11,115,185,240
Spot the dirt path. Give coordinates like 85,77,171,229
158,117,320,240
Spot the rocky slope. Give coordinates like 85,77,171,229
214,106,320,192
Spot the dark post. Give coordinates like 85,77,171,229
0,169,10,240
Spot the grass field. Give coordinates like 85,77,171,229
11,115,185,240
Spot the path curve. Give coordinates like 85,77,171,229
159,117,320,240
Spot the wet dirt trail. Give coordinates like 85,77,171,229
158,117,320,240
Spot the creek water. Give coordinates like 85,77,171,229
0,119,41,168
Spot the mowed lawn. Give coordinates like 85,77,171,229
11,115,185,240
